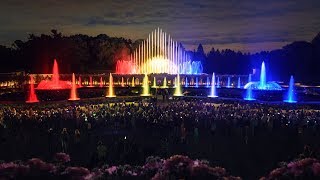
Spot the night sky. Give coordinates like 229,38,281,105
0,0,320,53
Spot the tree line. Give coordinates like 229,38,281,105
0,29,320,84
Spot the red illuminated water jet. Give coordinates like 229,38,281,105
68,73,80,101
78,76,82,87
36,59,71,90
26,75,39,103
116,60,134,74
88,76,93,87
99,77,103,87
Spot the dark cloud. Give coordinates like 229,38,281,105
0,0,319,52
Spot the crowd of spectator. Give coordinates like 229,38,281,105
1,97,320,179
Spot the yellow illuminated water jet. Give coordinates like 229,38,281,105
161,77,168,88
152,77,157,88
132,77,135,87
174,73,183,96
141,73,151,96
106,73,116,97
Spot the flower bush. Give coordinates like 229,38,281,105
262,158,320,179
0,153,240,179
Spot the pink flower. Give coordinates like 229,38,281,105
28,158,56,173
54,152,71,163
312,162,320,176
105,166,117,175
64,166,90,177
269,167,286,178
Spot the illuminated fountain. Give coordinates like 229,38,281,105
99,77,103,87
132,77,135,87
120,77,124,87
237,77,241,88
161,77,168,88
244,61,282,90
88,76,93,87
248,74,252,83
284,76,297,103
68,73,80,101
26,75,39,103
174,73,183,96
115,28,203,74
78,76,82,87
152,77,157,88
36,59,71,90
217,77,220,88
208,73,218,98
195,77,199,88
244,87,255,101
185,77,188,87
141,73,151,96
226,77,231,88
206,77,210,88
106,73,116,97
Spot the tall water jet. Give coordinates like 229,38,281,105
217,77,220,88
227,77,231,88
36,59,71,90
121,77,125,87
259,61,266,89
237,77,241,88
141,73,151,96
69,73,80,101
152,77,157,88
52,59,59,85
284,75,297,103
195,77,199,88
106,73,116,97
132,77,135,87
185,77,188,87
208,73,218,98
174,73,183,96
206,76,210,88
99,77,103,87
26,75,39,103
78,76,82,87
244,87,255,101
161,77,168,88
244,62,282,90
89,76,93,87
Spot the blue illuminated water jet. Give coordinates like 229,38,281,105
217,77,220,88
185,77,188,87
284,75,297,103
206,76,210,88
195,77,199,88
237,77,241,88
248,74,252,83
227,77,231,88
208,73,218,98
244,61,282,90
259,62,266,89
